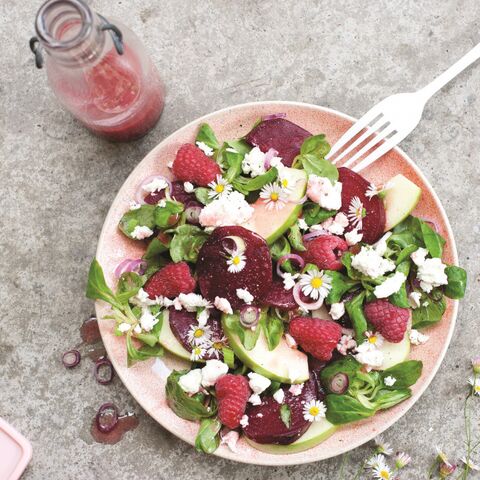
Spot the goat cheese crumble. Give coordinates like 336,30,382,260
306,174,343,210
199,191,254,227
351,246,396,278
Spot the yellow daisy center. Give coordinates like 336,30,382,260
215,184,224,193
212,341,223,350
309,406,320,417
368,335,377,344
193,347,201,355
379,470,390,479
193,329,204,338
232,256,241,265
475,385,480,392
311,277,323,289
281,179,289,187
270,192,279,201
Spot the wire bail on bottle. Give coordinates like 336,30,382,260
29,15,124,69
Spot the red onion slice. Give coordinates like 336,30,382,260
135,175,173,204
185,202,203,225
276,254,305,278
94,357,115,385
328,372,349,394
262,113,287,121
114,259,147,278
62,350,81,368
239,305,260,328
264,148,279,169
293,283,325,311
95,403,119,433
303,229,329,242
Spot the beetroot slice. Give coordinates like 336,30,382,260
338,167,386,244
168,308,224,360
245,118,312,167
144,180,195,205
242,376,318,445
197,226,273,310
261,280,297,310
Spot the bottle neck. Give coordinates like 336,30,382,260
35,0,106,67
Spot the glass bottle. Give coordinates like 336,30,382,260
31,0,165,142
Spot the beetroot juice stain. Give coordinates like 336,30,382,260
91,414,139,444
80,315,102,344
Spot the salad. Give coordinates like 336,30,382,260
87,114,467,455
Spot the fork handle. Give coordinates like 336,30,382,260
418,42,480,101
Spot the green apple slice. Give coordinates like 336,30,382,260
158,310,195,362
221,313,309,384
378,331,411,370
245,418,337,454
243,167,307,244
383,174,422,231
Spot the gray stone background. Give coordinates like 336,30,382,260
1,0,479,478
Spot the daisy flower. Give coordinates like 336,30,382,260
366,183,379,198
298,270,332,301
208,175,232,199
207,336,228,359
372,463,393,479
395,452,412,469
472,356,480,374
260,182,288,211
366,454,387,470
460,456,480,471
226,248,246,273
348,195,366,228
375,435,393,456
187,324,212,345
337,334,357,355
366,331,384,348
468,376,480,396
190,345,206,362
302,399,326,422
278,170,295,193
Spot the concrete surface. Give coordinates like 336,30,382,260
1,0,479,478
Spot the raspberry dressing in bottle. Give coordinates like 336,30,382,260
31,0,165,141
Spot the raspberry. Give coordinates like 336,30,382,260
215,374,251,429
289,317,342,361
143,262,196,299
301,235,348,271
172,144,221,187
364,299,410,343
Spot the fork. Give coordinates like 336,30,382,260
326,42,480,172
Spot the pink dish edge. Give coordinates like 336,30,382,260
0,417,33,480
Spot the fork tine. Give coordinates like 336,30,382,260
352,131,404,173
341,124,396,168
331,117,389,165
325,107,382,160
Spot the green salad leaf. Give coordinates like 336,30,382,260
116,272,145,304
270,236,294,273
280,404,291,428
165,370,217,421
86,259,122,310
325,394,375,424
412,296,446,329
300,134,331,157
223,311,265,351
288,223,306,252
263,313,284,351
224,149,244,183
169,224,209,263
195,123,220,151
126,332,164,366
194,187,213,205
222,347,235,368
118,204,156,239
325,270,359,304
233,167,278,194
225,139,251,155
195,418,222,454
345,291,368,342
301,154,338,184
380,360,423,389
154,200,184,229
320,356,362,393
302,202,336,226
143,236,170,259
444,265,467,299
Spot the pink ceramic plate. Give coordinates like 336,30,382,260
95,101,458,465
